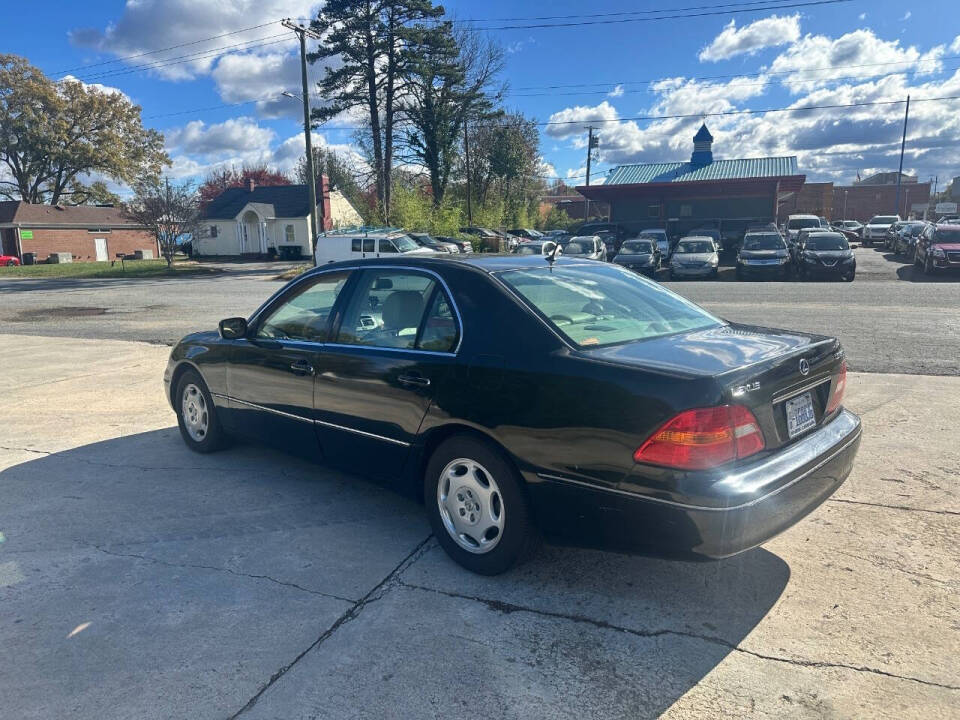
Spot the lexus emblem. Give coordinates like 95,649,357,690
799,358,810,376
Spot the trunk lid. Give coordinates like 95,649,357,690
583,323,843,451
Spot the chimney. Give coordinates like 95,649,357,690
690,123,714,167
246,178,256,192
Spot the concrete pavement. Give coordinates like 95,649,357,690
0,333,957,718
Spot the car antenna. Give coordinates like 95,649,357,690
545,241,561,268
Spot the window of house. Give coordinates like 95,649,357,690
210,225,218,238
680,204,693,217
86,228,112,234
648,204,660,217
285,224,295,243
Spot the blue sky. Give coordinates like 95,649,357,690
4,0,959,195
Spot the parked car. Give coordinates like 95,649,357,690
559,235,606,261
0,254,21,267
460,226,503,252
315,229,433,265
436,235,473,254
164,255,860,573
834,220,863,235
409,233,460,254
797,232,856,281
736,232,791,280
509,228,544,240
612,237,661,276
893,222,929,259
936,216,960,225
915,223,960,275
861,215,900,247
687,227,723,250
512,239,560,257
785,214,823,243
669,237,719,279
883,221,910,251
638,228,670,259
574,222,629,252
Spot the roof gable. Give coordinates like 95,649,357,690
203,185,313,220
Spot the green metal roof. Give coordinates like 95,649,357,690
602,156,799,185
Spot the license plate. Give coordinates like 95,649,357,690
785,392,816,438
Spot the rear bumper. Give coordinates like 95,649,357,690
529,409,861,559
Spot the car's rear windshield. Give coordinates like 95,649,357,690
742,234,785,250
515,244,544,255
806,235,849,250
676,240,714,254
934,229,960,243
869,216,898,225
638,232,665,241
787,218,820,229
562,241,591,255
498,264,721,348
621,240,653,253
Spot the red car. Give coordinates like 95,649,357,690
915,224,960,275
0,255,21,267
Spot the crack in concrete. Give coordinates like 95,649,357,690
228,534,435,719
93,545,355,604
399,582,960,693
827,498,960,517
832,549,957,588
0,445,52,455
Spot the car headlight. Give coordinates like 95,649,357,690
710,257,719,266
842,256,855,264
932,247,946,258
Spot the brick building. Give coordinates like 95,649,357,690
832,181,931,221
777,182,834,223
538,194,610,222
0,202,156,263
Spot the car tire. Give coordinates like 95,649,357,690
843,271,855,282
175,369,229,453
424,434,537,575
5,260,15,267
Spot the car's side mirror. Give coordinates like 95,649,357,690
219,317,248,339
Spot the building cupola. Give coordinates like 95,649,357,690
691,123,714,167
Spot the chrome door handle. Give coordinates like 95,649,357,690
290,360,314,375
398,374,430,387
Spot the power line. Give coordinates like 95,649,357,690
448,0,794,24
53,20,285,75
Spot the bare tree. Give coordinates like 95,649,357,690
128,178,203,268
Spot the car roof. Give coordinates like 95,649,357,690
308,253,600,276
638,228,666,234
678,236,714,243
935,223,960,231
788,214,819,219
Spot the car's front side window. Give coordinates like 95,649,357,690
256,271,352,342
336,270,457,351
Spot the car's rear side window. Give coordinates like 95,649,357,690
498,264,720,348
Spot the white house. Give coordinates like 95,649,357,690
197,177,363,258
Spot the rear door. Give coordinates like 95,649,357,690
313,267,460,480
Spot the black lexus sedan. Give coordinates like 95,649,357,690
797,232,856,281
163,255,861,574
736,231,792,280
611,237,661,276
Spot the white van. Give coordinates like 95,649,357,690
314,229,435,265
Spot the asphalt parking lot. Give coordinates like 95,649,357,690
1,249,958,718
2,246,959,375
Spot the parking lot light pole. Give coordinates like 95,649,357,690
842,190,848,220
282,19,322,265
894,95,910,218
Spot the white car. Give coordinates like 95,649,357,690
560,235,606,261
669,236,720,279
861,215,900,247
638,228,670,258
315,229,434,265
785,214,823,242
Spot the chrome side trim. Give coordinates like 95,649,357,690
248,263,464,355
216,394,410,447
321,342,455,358
771,375,832,403
537,409,861,512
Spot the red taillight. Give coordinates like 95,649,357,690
826,360,847,414
633,405,765,470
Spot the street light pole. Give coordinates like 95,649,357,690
894,94,910,218
282,19,322,265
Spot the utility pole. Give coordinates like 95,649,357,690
463,119,473,225
583,126,598,221
283,19,323,265
894,94,910,218
842,189,848,220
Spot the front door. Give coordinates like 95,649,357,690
94,237,108,261
225,269,353,459
314,268,460,480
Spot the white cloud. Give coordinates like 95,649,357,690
60,75,130,102
901,11,912,20
699,14,801,62
950,35,960,53
166,118,276,157
858,13,866,20
607,84,625,98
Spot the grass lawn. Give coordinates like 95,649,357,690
0,259,219,279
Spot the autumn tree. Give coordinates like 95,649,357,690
0,54,168,205
198,164,291,206
128,178,203,267
308,0,443,222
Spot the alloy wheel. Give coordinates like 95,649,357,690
181,383,209,442
436,458,505,554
